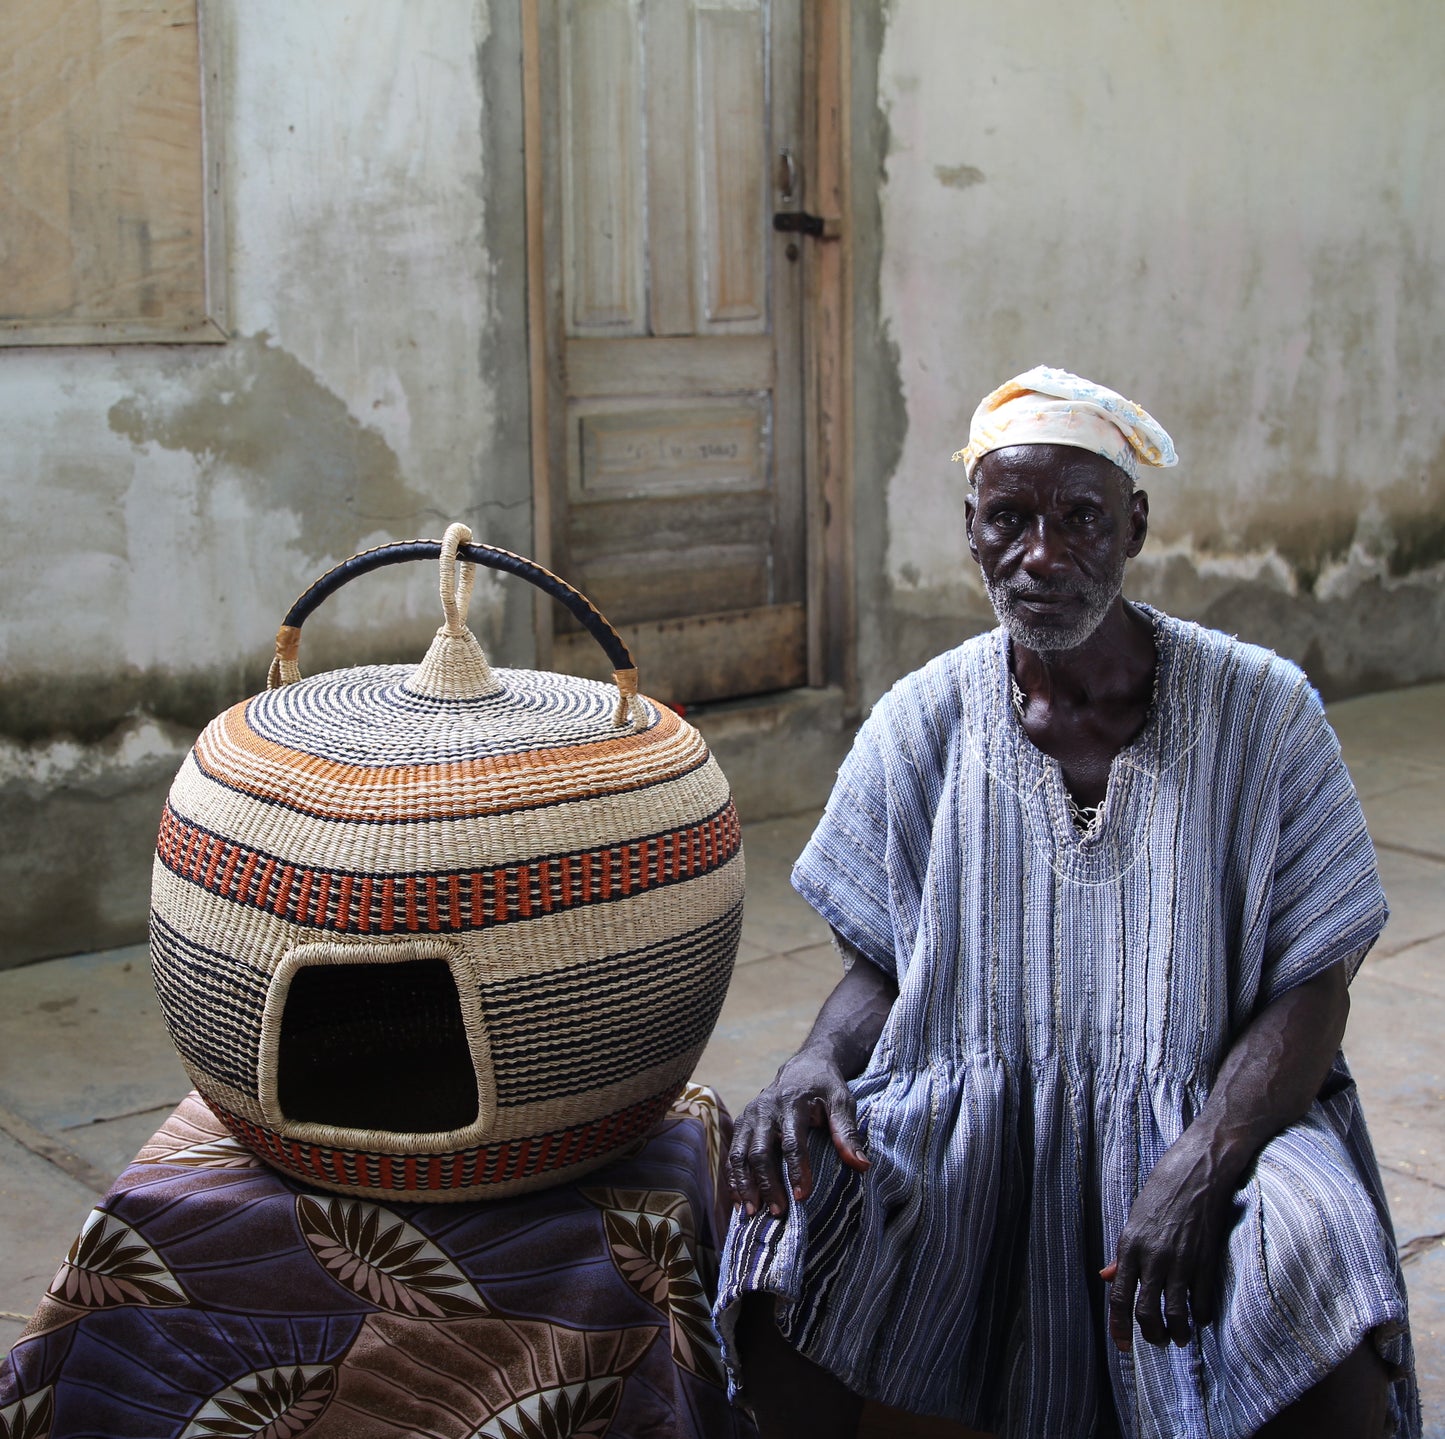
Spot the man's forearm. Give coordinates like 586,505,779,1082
794,932,897,1081
1182,959,1350,1185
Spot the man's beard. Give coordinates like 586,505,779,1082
982,551,1128,652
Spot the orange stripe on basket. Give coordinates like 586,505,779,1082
199,700,698,821
257,858,278,911
159,802,741,934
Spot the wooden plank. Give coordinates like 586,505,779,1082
0,0,221,345
566,334,774,396
523,0,554,663
802,0,854,694
566,490,774,556
766,0,809,616
570,396,768,501
561,0,646,334
573,546,771,625
643,0,696,335
553,602,807,705
696,1,767,329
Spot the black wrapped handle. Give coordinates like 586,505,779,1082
279,537,635,671
266,536,641,719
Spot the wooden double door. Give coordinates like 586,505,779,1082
528,0,811,707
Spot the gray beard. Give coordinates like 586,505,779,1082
982,550,1129,652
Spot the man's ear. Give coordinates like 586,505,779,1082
1126,488,1149,558
965,489,980,565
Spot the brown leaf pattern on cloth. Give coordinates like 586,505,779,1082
0,1388,54,1439
303,1313,658,1438
296,1194,487,1319
47,1211,188,1310
138,1094,263,1169
472,1377,620,1438
669,1084,725,1186
584,1189,725,1386
179,1365,335,1439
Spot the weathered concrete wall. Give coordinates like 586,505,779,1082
0,3,531,966
857,0,1445,705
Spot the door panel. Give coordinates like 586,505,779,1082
560,0,645,334
543,0,805,706
696,3,768,330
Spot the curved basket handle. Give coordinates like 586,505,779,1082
267,532,641,726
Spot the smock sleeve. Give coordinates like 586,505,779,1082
791,705,900,978
1259,685,1388,1007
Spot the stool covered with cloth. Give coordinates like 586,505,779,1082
0,1084,752,1438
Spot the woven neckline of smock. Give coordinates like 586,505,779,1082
979,603,1195,884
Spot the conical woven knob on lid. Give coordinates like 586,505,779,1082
150,524,744,1200
405,524,503,701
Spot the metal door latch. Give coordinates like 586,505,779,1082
772,211,842,240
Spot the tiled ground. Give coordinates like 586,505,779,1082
2,682,1442,1435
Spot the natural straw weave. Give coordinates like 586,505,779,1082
151,524,744,1200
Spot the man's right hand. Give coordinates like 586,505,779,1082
727,1049,871,1217
725,934,896,1218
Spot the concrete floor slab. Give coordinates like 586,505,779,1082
1405,1247,1445,1438
1369,850,1445,959
694,942,839,1115
1370,935,1445,999
1344,969,1445,1192
0,942,187,1134
0,1130,103,1363
1331,685,1445,775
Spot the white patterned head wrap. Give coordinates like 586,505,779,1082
952,365,1178,484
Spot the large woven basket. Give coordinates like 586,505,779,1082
150,525,744,1199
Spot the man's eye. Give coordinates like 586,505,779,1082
988,511,1021,528
1069,508,1100,526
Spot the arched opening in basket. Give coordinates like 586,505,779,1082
276,957,478,1134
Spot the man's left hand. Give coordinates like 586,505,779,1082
1103,1133,1236,1351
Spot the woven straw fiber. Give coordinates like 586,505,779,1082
150,527,744,1200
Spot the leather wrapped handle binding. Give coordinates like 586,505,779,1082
266,532,642,726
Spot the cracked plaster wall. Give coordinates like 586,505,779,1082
860,0,1445,704
1,2,531,965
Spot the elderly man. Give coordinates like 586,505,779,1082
715,368,1417,1439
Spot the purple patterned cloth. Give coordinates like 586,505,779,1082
1,1085,753,1439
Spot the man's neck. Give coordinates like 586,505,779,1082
1010,599,1156,711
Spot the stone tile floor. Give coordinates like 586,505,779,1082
1,682,1441,1434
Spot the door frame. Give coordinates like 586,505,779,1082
519,0,855,703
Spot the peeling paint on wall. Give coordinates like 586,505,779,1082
106,334,431,562
0,1,528,966
868,0,1445,704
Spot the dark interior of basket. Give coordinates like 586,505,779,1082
277,958,479,1134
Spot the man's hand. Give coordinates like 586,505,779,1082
725,942,895,1218
727,1050,870,1217
1102,1134,1235,1350
1103,960,1351,1352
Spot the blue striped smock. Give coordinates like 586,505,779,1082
715,611,1418,1438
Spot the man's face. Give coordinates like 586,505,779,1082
965,444,1149,652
